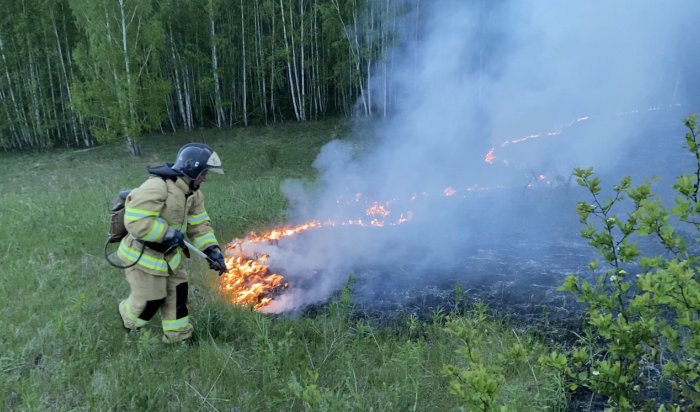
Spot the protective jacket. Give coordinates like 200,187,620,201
118,175,219,275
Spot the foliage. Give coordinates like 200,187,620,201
0,0,90,150
550,115,700,409
0,0,414,152
69,0,168,155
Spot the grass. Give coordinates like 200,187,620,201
0,119,566,410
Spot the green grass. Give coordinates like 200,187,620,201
0,119,566,410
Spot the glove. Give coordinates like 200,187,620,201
163,228,185,247
205,246,227,275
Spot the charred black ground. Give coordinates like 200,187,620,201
271,113,692,331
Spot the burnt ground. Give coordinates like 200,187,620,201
257,112,695,411
277,191,598,335
282,111,692,334
254,114,697,411
340,222,595,334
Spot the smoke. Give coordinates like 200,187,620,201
263,0,700,312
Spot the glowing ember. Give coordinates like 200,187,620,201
485,104,680,164
485,148,495,164
366,202,390,218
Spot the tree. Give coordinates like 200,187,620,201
0,0,89,150
69,0,168,155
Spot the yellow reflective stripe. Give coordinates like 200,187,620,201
118,242,182,272
193,233,217,249
142,218,166,241
166,252,182,270
125,207,159,221
125,299,148,327
187,211,210,225
162,316,189,331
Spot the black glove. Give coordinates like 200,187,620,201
163,228,185,247
205,246,227,275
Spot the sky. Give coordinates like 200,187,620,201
260,0,700,312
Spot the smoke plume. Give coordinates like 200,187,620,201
263,0,700,312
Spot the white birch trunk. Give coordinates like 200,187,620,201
0,38,31,145
117,0,140,155
352,8,368,116
270,4,277,122
240,0,248,126
299,0,306,120
51,10,79,144
209,7,226,128
183,64,194,129
313,0,323,115
28,55,45,146
279,0,300,121
254,0,268,123
168,26,188,129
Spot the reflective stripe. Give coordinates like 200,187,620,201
142,218,166,241
193,232,217,249
125,299,148,327
125,207,159,221
118,242,182,272
187,211,210,225
162,316,190,331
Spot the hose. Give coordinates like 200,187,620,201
104,238,145,269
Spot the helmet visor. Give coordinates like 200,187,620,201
207,151,224,174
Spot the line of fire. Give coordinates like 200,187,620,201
217,103,682,311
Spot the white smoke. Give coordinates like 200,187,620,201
263,0,700,312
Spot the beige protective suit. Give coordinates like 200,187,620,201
117,175,219,342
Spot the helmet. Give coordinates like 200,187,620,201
172,143,224,180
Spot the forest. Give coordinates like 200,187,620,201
0,0,412,154
3,1,700,409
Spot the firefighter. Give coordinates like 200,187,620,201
117,143,227,343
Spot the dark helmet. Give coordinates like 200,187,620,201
172,143,224,180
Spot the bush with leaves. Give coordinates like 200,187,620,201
548,115,700,409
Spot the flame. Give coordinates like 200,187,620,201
218,253,287,310
246,220,322,243
218,103,683,311
485,104,680,164
219,200,417,310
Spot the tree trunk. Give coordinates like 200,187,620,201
169,25,188,130
209,4,226,128
240,0,248,127
279,0,300,121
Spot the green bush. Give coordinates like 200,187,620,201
551,115,700,409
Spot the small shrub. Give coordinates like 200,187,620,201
554,115,700,409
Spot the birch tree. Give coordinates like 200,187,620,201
70,0,168,155
207,0,227,128
0,0,88,150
